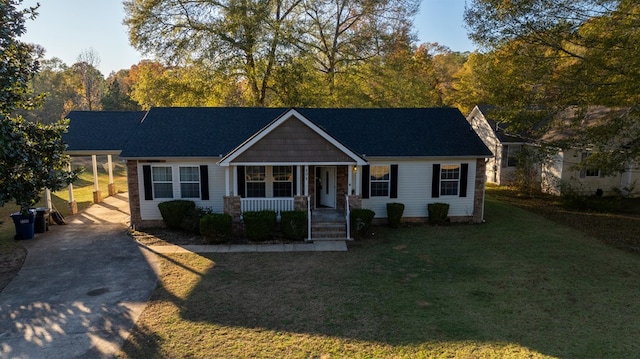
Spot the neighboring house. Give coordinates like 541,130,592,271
65,107,493,237
468,105,639,196
540,106,640,196
466,105,535,185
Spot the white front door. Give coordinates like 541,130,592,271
318,166,336,208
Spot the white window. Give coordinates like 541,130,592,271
152,166,173,198
440,164,460,196
370,165,390,197
180,166,200,198
273,166,293,197
246,166,266,197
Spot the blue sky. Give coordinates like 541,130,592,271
20,0,475,75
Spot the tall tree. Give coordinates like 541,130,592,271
124,0,302,106
0,0,77,213
464,0,640,173
72,48,104,110
300,0,418,95
102,69,141,110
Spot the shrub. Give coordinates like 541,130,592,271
243,210,277,242
386,202,405,228
350,208,375,238
158,200,196,230
281,211,307,241
200,213,233,244
428,202,449,225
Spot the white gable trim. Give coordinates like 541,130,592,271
218,108,367,166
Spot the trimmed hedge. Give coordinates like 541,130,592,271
350,208,375,238
428,202,450,225
281,210,307,240
200,213,233,244
386,202,405,228
243,210,277,242
158,200,196,230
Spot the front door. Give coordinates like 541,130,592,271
316,166,336,208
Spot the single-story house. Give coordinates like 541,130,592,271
65,107,493,239
466,105,537,185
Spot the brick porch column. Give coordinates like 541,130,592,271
473,158,487,223
224,195,242,223
127,160,142,226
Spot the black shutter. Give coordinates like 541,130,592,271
200,165,209,200
361,165,370,199
432,164,440,198
143,165,153,200
459,163,469,198
237,166,245,197
390,164,398,198
292,166,298,196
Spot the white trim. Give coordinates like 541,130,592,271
218,109,367,166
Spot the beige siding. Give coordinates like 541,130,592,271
361,159,478,219
138,160,226,221
467,107,500,183
234,117,353,163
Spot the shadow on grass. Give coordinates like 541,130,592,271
121,199,640,358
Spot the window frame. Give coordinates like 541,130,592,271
272,165,293,197
179,166,201,199
151,166,174,199
581,152,601,177
245,165,266,198
439,164,461,196
370,165,390,197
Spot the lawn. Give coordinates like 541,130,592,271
119,197,640,358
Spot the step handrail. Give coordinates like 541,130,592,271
345,195,351,240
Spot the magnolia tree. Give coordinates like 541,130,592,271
0,1,77,215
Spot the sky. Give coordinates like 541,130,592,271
20,0,476,76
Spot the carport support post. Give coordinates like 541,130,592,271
67,163,78,214
92,155,102,203
107,154,116,196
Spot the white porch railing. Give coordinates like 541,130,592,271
240,198,295,220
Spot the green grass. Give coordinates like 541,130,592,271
0,158,128,250
119,198,640,358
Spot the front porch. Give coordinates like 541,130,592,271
222,165,363,241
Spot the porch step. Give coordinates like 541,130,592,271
312,221,347,239
311,209,348,240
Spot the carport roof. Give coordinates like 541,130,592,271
63,111,147,155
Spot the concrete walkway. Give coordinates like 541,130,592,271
148,239,347,254
0,193,159,359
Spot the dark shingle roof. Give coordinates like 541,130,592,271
63,111,146,153
113,107,491,158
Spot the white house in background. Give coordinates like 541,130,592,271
466,105,536,185
468,105,640,196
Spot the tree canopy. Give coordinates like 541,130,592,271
0,0,77,213
464,0,640,173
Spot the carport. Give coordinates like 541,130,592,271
62,111,146,213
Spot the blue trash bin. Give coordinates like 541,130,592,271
10,210,36,240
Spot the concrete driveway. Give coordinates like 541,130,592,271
0,194,159,359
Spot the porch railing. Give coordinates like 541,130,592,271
240,198,295,220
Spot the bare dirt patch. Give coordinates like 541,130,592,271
0,245,27,292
